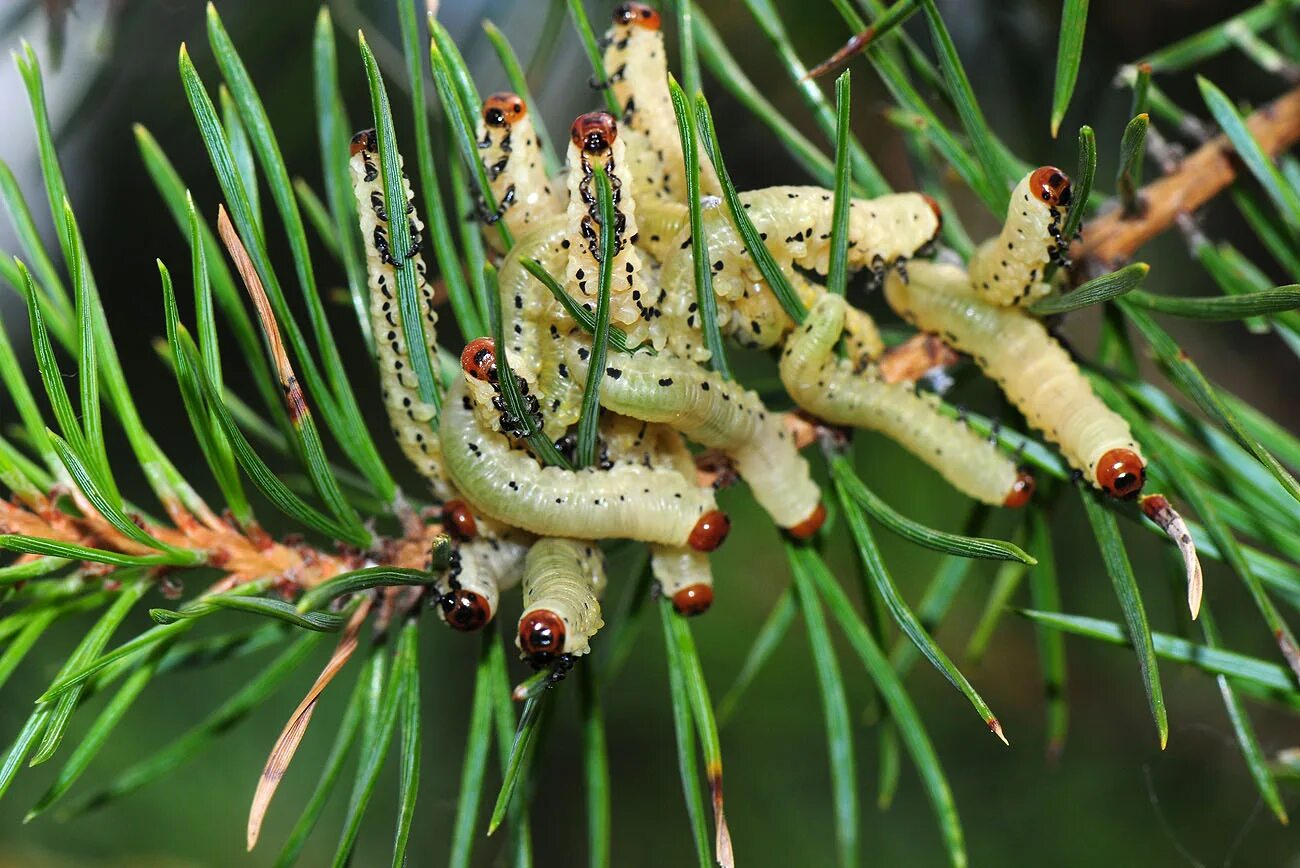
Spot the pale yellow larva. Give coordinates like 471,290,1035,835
564,338,825,535
564,112,676,354
476,92,563,252
347,129,448,498
435,530,531,632
440,376,732,549
883,261,1145,497
650,545,715,616
601,415,718,617
603,2,721,202
780,294,1034,506
653,187,941,360
494,215,584,439
967,167,1072,307
516,537,607,662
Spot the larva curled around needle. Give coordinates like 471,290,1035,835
602,2,721,202
780,294,1034,507
564,336,826,535
967,166,1073,307
884,261,1146,497
476,92,563,250
516,537,607,664
440,363,730,551
348,128,448,497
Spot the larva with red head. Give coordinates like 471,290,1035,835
564,112,669,352
600,414,720,616
347,128,448,497
602,3,721,203
564,335,824,533
476,92,562,250
493,215,586,439
435,531,530,632
651,545,715,616
884,262,1145,497
780,294,1035,507
966,166,1072,307
440,377,729,549
516,537,607,663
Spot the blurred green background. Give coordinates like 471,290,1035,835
1,0,1297,865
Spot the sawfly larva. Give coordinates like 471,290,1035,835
780,294,1034,507
603,2,720,202
440,374,730,550
494,216,587,438
649,188,940,359
516,537,607,662
600,414,719,615
564,112,672,353
435,530,531,631
651,545,715,616
565,340,825,534
349,128,447,497
884,261,1145,497
966,166,1072,307
477,92,562,249
460,336,545,440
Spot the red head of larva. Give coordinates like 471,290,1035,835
1030,165,1072,208
787,502,827,541
920,193,943,231
460,337,497,383
614,2,662,30
1095,448,1146,498
519,610,567,660
672,583,714,616
440,590,492,632
483,92,527,128
349,128,377,157
688,510,730,552
571,112,618,155
1003,471,1035,508
442,499,478,540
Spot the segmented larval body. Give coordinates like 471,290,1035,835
601,413,716,616
441,377,729,549
434,532,531,631
348,129,447,497
496,216,587,438
602,2,720,202
781,294,1033,507
653,188,940,359
477,92,562,252
517,538,607,660
884,262,1145,497
564,113,666,351
565,341,823,532
967,166,1072,307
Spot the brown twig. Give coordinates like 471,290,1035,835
1073,84,1300,272
877,333,961,384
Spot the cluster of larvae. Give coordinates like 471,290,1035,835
348,3,1147,668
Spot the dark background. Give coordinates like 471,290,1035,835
1,0,1297,865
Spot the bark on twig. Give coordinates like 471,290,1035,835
1072,84,1300,273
